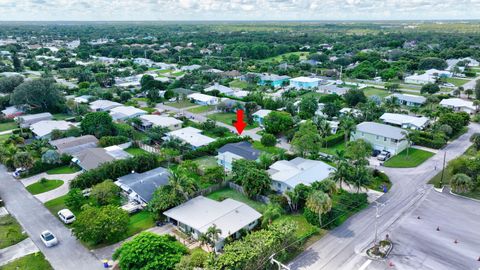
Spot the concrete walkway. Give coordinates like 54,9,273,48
0,238,39,267
21,171,81,202
411,145,439,153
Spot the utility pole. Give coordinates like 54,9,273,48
440,151,447,186
373,201,385,246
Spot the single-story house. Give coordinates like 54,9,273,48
1,106,23,119
439,98,477,114
109,106,147,121
258,74,290,87
425,69,452,78
327,120,340,134
30,120,77,139
268,157,335,193
89,100,122,112
15,112,53,128
164,196,262,252
204,83,235,96
252,109,272,126
380,113,430,130
163,127,215,149
115,167,170,204
187,93,219,106
181,64,202,72
318,84,349,96
49,135,99,155
289,77,321,89
216,141,261,171
139,114,183,131
73,95,93,104
72,146,131,171
404,73,436,85
351,122,408,155
386,93,426,107
339,108,362,117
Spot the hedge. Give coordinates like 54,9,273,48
98,136,129,147
322,131,344,146
410,130,447,149
70,153,160,190
183,136,249,160
21,154,72,178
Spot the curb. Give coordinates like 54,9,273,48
448,190,480,203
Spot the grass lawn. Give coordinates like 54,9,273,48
362,87,390,98
319,141,346,156
187,105,215,114
207,188,267,213
26,180,64,195
158,69,172,74
261,51,309,62
44,195,71,216
252,141,284,155
171,71,185,77
46,165,80,175
0,215,28,249
0,252,53,270
165,100,195,109
0,134,10,142
229,80,250,89
445,77,470,87
275,214,319,239
52,113,72,120
207,112,258,130
125,147,149,156
126,211,156,236
193,156,219,171
0,122,17,132
384,148,434,168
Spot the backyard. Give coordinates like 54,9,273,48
0,121,17,132
26,179,64,195
193,156,218,171
229,80,250,89
362,87,391,98
207,112,258,130
0,215,28,249
125,147,149,156
187,105,215,114
0,252,53,270
383,148,434,168
207,187,267,213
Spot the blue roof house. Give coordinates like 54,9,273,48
258,74,290,87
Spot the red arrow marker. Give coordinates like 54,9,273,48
233,109,247,135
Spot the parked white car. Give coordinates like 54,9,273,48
40,230,58,247
377,150,392,161
12,167,26,178
58,209,76,224
121,201,143,214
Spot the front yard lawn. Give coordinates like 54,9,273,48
274,214,319,239
207,112,258,130
0,215,28,249
165,100,195,109
207,188,267,213
125,147,149,156
384,148,434,168
445,77,470,87
126,211,156,236
187,105,215,114
46,165,80,175
362,87,390,98
44,195,71,216
26,180,64,195
0,122,17,132
0,252,53,270
252,141,284,155
229,80,250,89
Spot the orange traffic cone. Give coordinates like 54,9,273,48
454,239,458,244
436,226,440,231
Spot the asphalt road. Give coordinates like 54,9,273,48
289,123,480,270
0,166,103,270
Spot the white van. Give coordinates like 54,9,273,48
57,209,76,224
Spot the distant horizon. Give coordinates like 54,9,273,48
0,19,479,23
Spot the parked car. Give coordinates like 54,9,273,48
57,209,76,224
120,201,143,214
12,167,26,178
377,150,391,161
40,230,58,247
372,149,381,157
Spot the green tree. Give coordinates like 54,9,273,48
0,75,24,93
344,88,367,107
340,117,356,143
168,169,198,201
420,83,440,94
263,111,294,135
385,83,400,93
306,190,332,226
199,225,222,252
13,152,34,170
41,150,60,164
10,78,64,112
298,97,318,119
73,205,129,245
80,111,115,138
240,168,271,198
113,232,187,270
291,120,322,157
65,188,85,211
260,133,276,147
475,79,480,100
91,179,121,206
261,204,283,227
450,173,474,194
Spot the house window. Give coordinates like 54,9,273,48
384,137,387,141
376,135,379,140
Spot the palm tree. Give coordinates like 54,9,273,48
330,159,351,190
168,169,197,201
473,100,480,112
261,204,283,227
316,118,331,147
306,190,332,226
339,117,356,144
401,131,412,158
205,225,222,252
258,152,274,169
450,173,474,194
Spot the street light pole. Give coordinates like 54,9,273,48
440,151,447,186
373,201,385,246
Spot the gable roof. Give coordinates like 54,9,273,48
439,98,476,110
165,127,215,148
30,120,76,138
89,100,122,111
74,148,115,170
217,141,261,160
380,113,429,129
50,135,99,155
116,167,170,203
252,109,272,118
139,114,182,128
387,93,426,104
204,83,234,95
356,121,406,140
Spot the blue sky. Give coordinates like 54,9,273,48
0,0,478,21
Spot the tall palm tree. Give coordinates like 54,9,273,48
340,117,356,144
316,118,331,147
168,169,197,201
261,204,283,227
401,131,412,158
330,159,351,190
306,190,332,226
258,152,274,169
204,225,222,252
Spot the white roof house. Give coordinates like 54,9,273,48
439,98,477,114
89,100,122,112
164,196,261,251
339,107,362,117
30,120,77,139
268,157,335,193
73,95,92,104
187,93,219,105
425,69,452,77
252,109,272,119
204,83,235,96
164,127,215,148
380,113,430,130
404,73,436,85
387,93,426,106
139,114,183,130
15,112,53,128
109,106,147,121
289,77,322,89
1,106,23,118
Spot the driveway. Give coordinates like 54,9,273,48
21,171,81,203
289,123,480,270
0,166,103,270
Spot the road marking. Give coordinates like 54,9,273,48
358,259,372,270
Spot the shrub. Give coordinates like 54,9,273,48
410,130,447,149
183,136,249,160
323,131,344,147
98,136,129,147
261,133,276,147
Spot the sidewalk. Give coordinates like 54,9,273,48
0,238,39,267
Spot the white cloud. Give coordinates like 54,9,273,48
0,0,479,20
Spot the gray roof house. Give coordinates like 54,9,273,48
216,141,261,171
387,93,426,107
15,112,53,128
351,122,408,155
72,146,131,171
164,196,261,252
115,167,170,204
50,135,99,155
